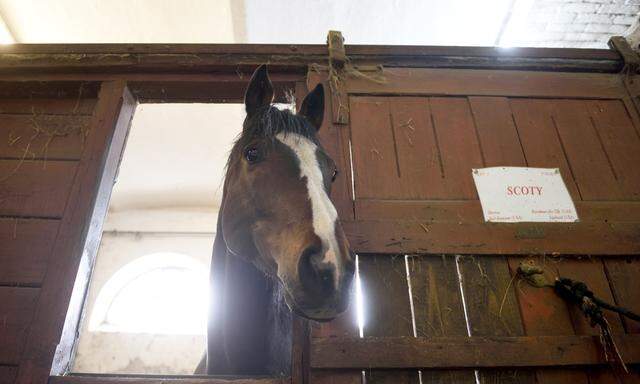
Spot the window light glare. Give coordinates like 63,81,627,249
0,18,15,45
355,254,365,338
90,253,208,335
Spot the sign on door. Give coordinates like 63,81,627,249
472,167,579,223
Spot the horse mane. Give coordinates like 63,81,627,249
226,105,318,171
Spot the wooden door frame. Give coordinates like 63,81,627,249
6,73,309,384
0,41,636,384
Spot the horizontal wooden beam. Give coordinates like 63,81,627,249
49,375,288,384
129,79,298,103
0,44,622,75
355,200,640,223
341,219,640,255
311,335,640,369
345,67,626,99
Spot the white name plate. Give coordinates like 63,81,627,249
472,167,579,223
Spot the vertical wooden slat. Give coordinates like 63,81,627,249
359,254,417,384
552,100,622,200
349,97,398,200
408,255,475,383
509,99,581,200
429,97,484,199
507,256,589,384
388,98,447,199
458,255,536,383
468,96,527,167
603,257,640,334
586,100,640,200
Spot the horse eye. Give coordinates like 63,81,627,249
331,168,338,182
244,147,260,163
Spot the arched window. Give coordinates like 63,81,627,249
90,252,208,335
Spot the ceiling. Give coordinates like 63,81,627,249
0,0,520,45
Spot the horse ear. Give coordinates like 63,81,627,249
298,83,325,131
245,64,274,117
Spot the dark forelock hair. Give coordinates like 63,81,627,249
226,105,319,170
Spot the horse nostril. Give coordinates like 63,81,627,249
298,245,335,297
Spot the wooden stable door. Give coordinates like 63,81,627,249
308,67,640,384
314,67,640,256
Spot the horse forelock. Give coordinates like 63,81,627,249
225,106,319,173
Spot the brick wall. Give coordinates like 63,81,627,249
503,0,639,48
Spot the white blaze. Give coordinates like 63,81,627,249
275,132,339,271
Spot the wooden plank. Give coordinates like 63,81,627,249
310,335,640,369
467,96,527,167
48,376,288,384
355,200,640,222
0,82,100,99
345,68,625,99
0,98,95,115
429,97,484,199
358,254,417,384
407,256,475,383
349,96,448,200
507,256,589,384
0,73,304,85
15,81,133,383
342,220,640,255
130,80,296,103
0,160,77,218
587,99,640,200
509,99,581,200
0,42,619,59
552,100,622,200
349,97,398,200
603,257,640,334
0,366,16,384
0,45,622,74
0,287,39,365
458,255,536,383
388,98,447,199
0,114,90,160
0,218,58,285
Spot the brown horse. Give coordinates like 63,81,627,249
202,65,355,375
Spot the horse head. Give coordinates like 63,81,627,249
220,65,355,321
